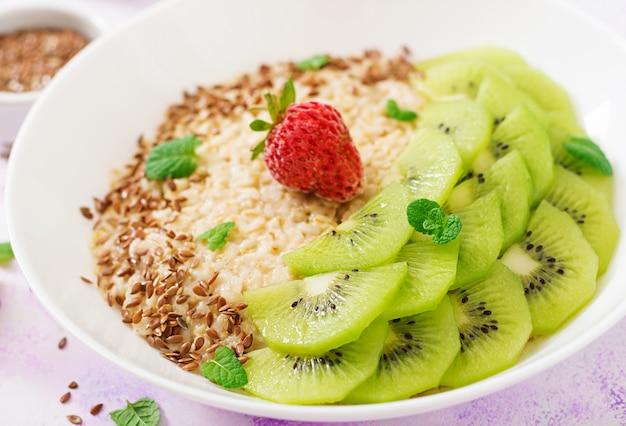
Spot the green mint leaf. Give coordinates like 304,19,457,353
145,135,201,180
407,198,442,235
278,77,296,114
433,214,462,244
201,346,248,388
196,222,235,250
297,54,330,71
386,99,417,122
249,119,273,132
0,242,14,264
265,93,279,123
109,398,160,426
563,135,613,176
250,138,266,160
407,199,461,244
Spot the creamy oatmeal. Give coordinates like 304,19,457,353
85,49,424,372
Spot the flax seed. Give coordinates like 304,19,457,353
90,403,103,416
60,392,71,403
58,337,67,349
66,414,82,425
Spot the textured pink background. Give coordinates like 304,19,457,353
1,0,626,424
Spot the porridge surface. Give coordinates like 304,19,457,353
88,49,424,371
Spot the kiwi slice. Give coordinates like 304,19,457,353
283,182,413,275
545,165,619,276
475,73,548,128
345,296,459,403
243,319,388,404
382,233,460,320
416,45,528,70
244,263,407,355
418,98,493,171
450,191,503,289
388,126,464,204
477,104,554,206
446,150,532,252
500,201,598,335
440,261,532,388
412,58,497,100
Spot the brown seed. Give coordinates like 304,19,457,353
79,276,93,284
193,336,205,351
192,285,207,297
66,415,82,425
242,333,253,348
206,342,221,353
181,361,199,371
60,392,71,403
238,356,250,364
206,328,219,340
80,207,93,219
235,302,248,311
90,403,103,416
68,381,78,389
58,337,67,349
180,342,192,357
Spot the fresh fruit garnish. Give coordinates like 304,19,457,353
243,319,388,404
282,182,414,275
346,296,459,403
406,198,461,244
245,263,407,354
500,201,598,335
250,78,363,202
441,261,532,388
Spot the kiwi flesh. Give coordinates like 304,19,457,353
244,262,407,355
475,73,548,129
500,201,598,335
446,150,532,252
345,296,459,403
243,319,388,404
382,233,460,320
479,104,554,206
449,191,503,289
413,58,493,100
545,165,619,276
282,182,414,276
388,126,464,204
440,261,532,388
418,98,493,172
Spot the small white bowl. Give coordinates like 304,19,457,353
0,3,108,106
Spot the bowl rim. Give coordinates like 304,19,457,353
0,2,109,105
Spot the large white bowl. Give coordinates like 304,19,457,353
6,0,626,422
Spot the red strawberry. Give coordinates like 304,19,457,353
250,78,363,202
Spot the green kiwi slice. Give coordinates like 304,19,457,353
446,150,532,252
345,296,459,403
440,261,532,388
388,126,464,204
449,191,503,289
382,233,460,320
243,319,388,404
283,182,413,275
412,58,496,100
244,263,407,355
500,201,598,335
475,73,548,128
479,104,554,206
418,98,494,171
544,165,619,276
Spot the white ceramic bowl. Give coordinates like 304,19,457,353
0,2,108,105
5,0,626,422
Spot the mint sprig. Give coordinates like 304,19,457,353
386,99,417,122
201,346,248,388
110,398,160,426
145,135,201,180
563,135,613,176
249,78,296,160
196,221,235,250
407,199,461,244
297,54,330,71
0,242,14,264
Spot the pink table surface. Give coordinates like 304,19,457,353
2,0,626,424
